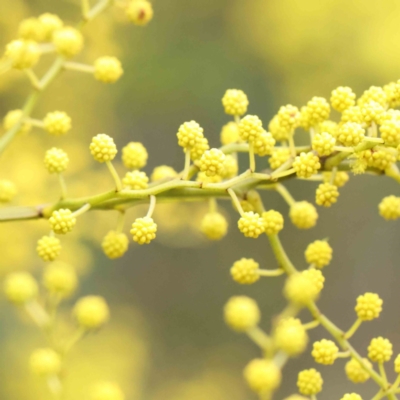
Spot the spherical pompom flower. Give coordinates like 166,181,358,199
90,134,117,163
3,109,32,134
49,209,76,234
220,121,240,145
312,339,339,365
284,273,319,305
341,106,363,124
18,18,46,41
122,170,149,190
74,295,110,330
5,39,40,70
238,115,264,143
358,86,387,107
102,231,129,259
361,101,385,126
305,240,332,268
262,210,284,235
4,272,38,304
273,317,308,356
297,369,323,396
244,359,281,393
315,182,339,207
379,195,400,220
394,354,400,374
330,86,356,112
319,120,339,137
130,217,157,244
126,0,154,26
289,201,318,229
38,13,63,40
238,212,265,238
200,212,228,240
302,268,325,292
368,337,393,363
176,120,204,149
306,97,330,126
43,262,77,298
269,148,291,170
91,382,125,400
94,56,123,83
293,152,321,178
43,111,72,136
37,235,62,262
52,26,83,57
151,165,177,181
269,114,291,141
345,358,371,383
30,348,61,376
44,147,69,174
199,148,225,177
277,104,300,132
221,154,238,179
230,258,260,285
340,394,363,400
338,122,365,147
222,89,249,116
312,132,336,156
0,180,17,203
190,136,209,161
224,296,260,332
380,119,400,146
121,142,148,169
355,292,383,321
253,130,276,156
370,148,396,171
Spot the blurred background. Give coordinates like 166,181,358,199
1,0,400,398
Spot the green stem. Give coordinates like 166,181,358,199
58,174,67,200
246,326,272,350
146,195,156,218
106,161,122,191
344,318,362,339
249,142,256,171
257,268,284,277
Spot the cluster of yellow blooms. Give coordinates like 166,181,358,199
2,1,400,399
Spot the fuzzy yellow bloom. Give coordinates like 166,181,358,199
44,147,69,173
312,132,336,156
312,339,338,365
315,182,339,207
190,136,209,161
297,369,323,396
5,39,40,70
43,262,77,298
18,18,46,42
238,212,265,238
90,134,118,162
4,272,38,304
319,120,339,137
122,142,148,169
122,170,149,190
384,82,400,108
305,240,332,268
360,101,385,126
224,296,260,331
323,171,349,187
196,171,222,184
199,148,225,177
3,109,32,134
369,148,396,171
244,359,281,393
277,104,300,132
273,317,308,356
91,382,125,400
37,235,62,262
130,217,157,244
262,210,284,235
238,115,264,143
94,57,123,83
330,86,356,112
151,165,177,181
74,296,110,329
284,273,319,305
43,111,72,136
221,154,238,178
340,394,363,400
220,121,240,145
268,148,291,170
102,231,129,259
49,209,76,234
394,354,400,374
30,348,61,376
358,86,387,107
222,89,249,116
126,0,154,26
38,13,63,40
52,26,83,57
368,337,393,363
230,258,260,284
355,293,383,321
302,268,325,292
341,106,363,124
380,119,400,146
289,201,318,229
269,115,291,141
200,212,228,240
306,97,330,126
0,180,17,203
253,131,276,156
345,358,371,383
292,152,321,178
176,120,204,149
379,196,400,220
338,122,365,147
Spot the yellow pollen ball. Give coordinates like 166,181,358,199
222,89,249,116
4,272,38,304
244,359,281,393
94,56,123,83
230,258,260,284
102,231,129,259
126,0,154,26
130,217,157,244
368,337,393,363
297,368,323,396
74,295,110,329
200,212,228,240
30,348,62,376
52,26,83,58
224,296,260,332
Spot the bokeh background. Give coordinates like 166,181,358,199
1,0,400,399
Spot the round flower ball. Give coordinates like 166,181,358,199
43,111,72,136
30,348,61,376
44,147,69,173
43,262,77,298
224,296,260,332
122,142,148,169
4,272,38,304
230,258,260,285
126,0,154,26
74,295,110,330
222,89,249,116
130,217,157,244
37,235,62,262
90,134,117,163
101,231,129,259
200,212,228,240
52,26,83,57
94,56,123,83
244,359,281,393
